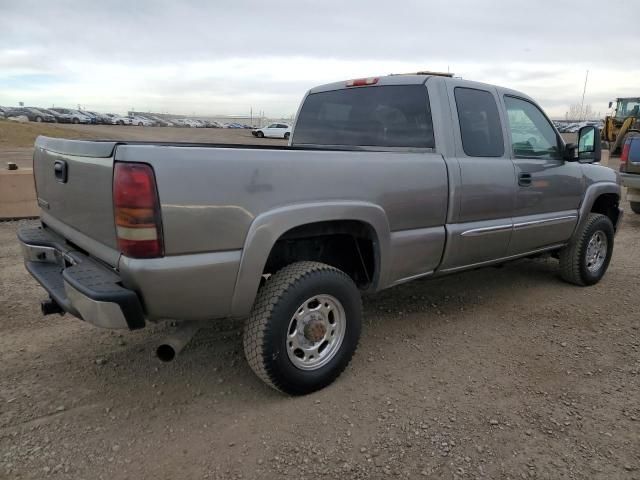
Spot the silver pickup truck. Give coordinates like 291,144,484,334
18,73,622,394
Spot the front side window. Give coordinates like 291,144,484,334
454,87,504,157
504,96,560,159
293,85,434,148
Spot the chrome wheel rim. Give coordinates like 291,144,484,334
286,294,346,371
585,230,607,273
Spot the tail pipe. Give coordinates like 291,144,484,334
156,321,201,362
41,298,64,316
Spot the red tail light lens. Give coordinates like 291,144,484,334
113,162,163,258
620,140,631,171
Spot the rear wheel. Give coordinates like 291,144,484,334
631,202,640,214
35,116,43,123
72,118,79,124
558,213,614,286
243,261,362,395
138,122,143,126
256,131,264,138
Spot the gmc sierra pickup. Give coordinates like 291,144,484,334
18,73,622,395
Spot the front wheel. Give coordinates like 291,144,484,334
138,122,143,126
256,131,264,138
72,118,79,124
35,116,43,123
243,261,362,395
284,132,290,140
559,213,614,286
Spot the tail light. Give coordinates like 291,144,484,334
620,140,630,172
113,162,163,258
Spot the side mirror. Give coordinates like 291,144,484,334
577,125,601,163
608,101,613,109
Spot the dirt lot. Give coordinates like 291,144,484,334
0,123,639,479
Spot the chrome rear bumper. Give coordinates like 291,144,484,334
17,225,145,330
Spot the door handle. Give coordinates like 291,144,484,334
518,172,532,186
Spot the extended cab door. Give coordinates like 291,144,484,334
500,94,582,255
438,82,516,272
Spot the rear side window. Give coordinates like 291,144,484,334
454,87,504,157
293,85,434,148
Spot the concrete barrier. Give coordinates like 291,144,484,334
0,168,39,219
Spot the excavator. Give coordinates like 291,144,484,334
602,97,640,154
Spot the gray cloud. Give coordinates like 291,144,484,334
0,0,638,116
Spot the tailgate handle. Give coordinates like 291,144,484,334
54,160,68,183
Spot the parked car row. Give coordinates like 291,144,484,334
0,105,288,133
0,106,267,129
0,106,131,125
553,120,604,134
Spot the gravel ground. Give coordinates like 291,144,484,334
1,205,639,479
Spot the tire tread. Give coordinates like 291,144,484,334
558,213,610,286
243,261,357,393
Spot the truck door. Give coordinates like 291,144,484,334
500,95,582,255
437,83,516,272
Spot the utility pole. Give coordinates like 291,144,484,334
579,70,589,121
250,106,253,127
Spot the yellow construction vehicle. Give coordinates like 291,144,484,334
602,97,640,154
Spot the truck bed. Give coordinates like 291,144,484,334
34,135,448,260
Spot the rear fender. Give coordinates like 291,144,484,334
230,201,391,318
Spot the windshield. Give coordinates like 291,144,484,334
293,85,434,148
617,99,640,118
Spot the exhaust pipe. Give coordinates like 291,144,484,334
156,321,201,362
41,298,64,316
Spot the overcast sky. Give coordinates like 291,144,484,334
1,0,638,118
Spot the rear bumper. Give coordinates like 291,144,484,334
18,225,145,330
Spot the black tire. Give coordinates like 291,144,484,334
284,132,290,140
256,131,264,138
118,120,124,125
72,118,79,124
558,213,614,286
631,202,640,214
243,261,362,395
35,116,43,123
138,122,143,126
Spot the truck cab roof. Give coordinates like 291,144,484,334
308,73,535,104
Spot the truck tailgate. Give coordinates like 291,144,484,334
33,137,118,255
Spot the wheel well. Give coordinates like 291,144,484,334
263,221,378,289
591,193,620,228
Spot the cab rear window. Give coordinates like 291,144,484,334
293,85,434,148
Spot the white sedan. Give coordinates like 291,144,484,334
129,115,155,127
252,123,291,139
105,113,132,125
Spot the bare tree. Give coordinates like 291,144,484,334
565,103,598,121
